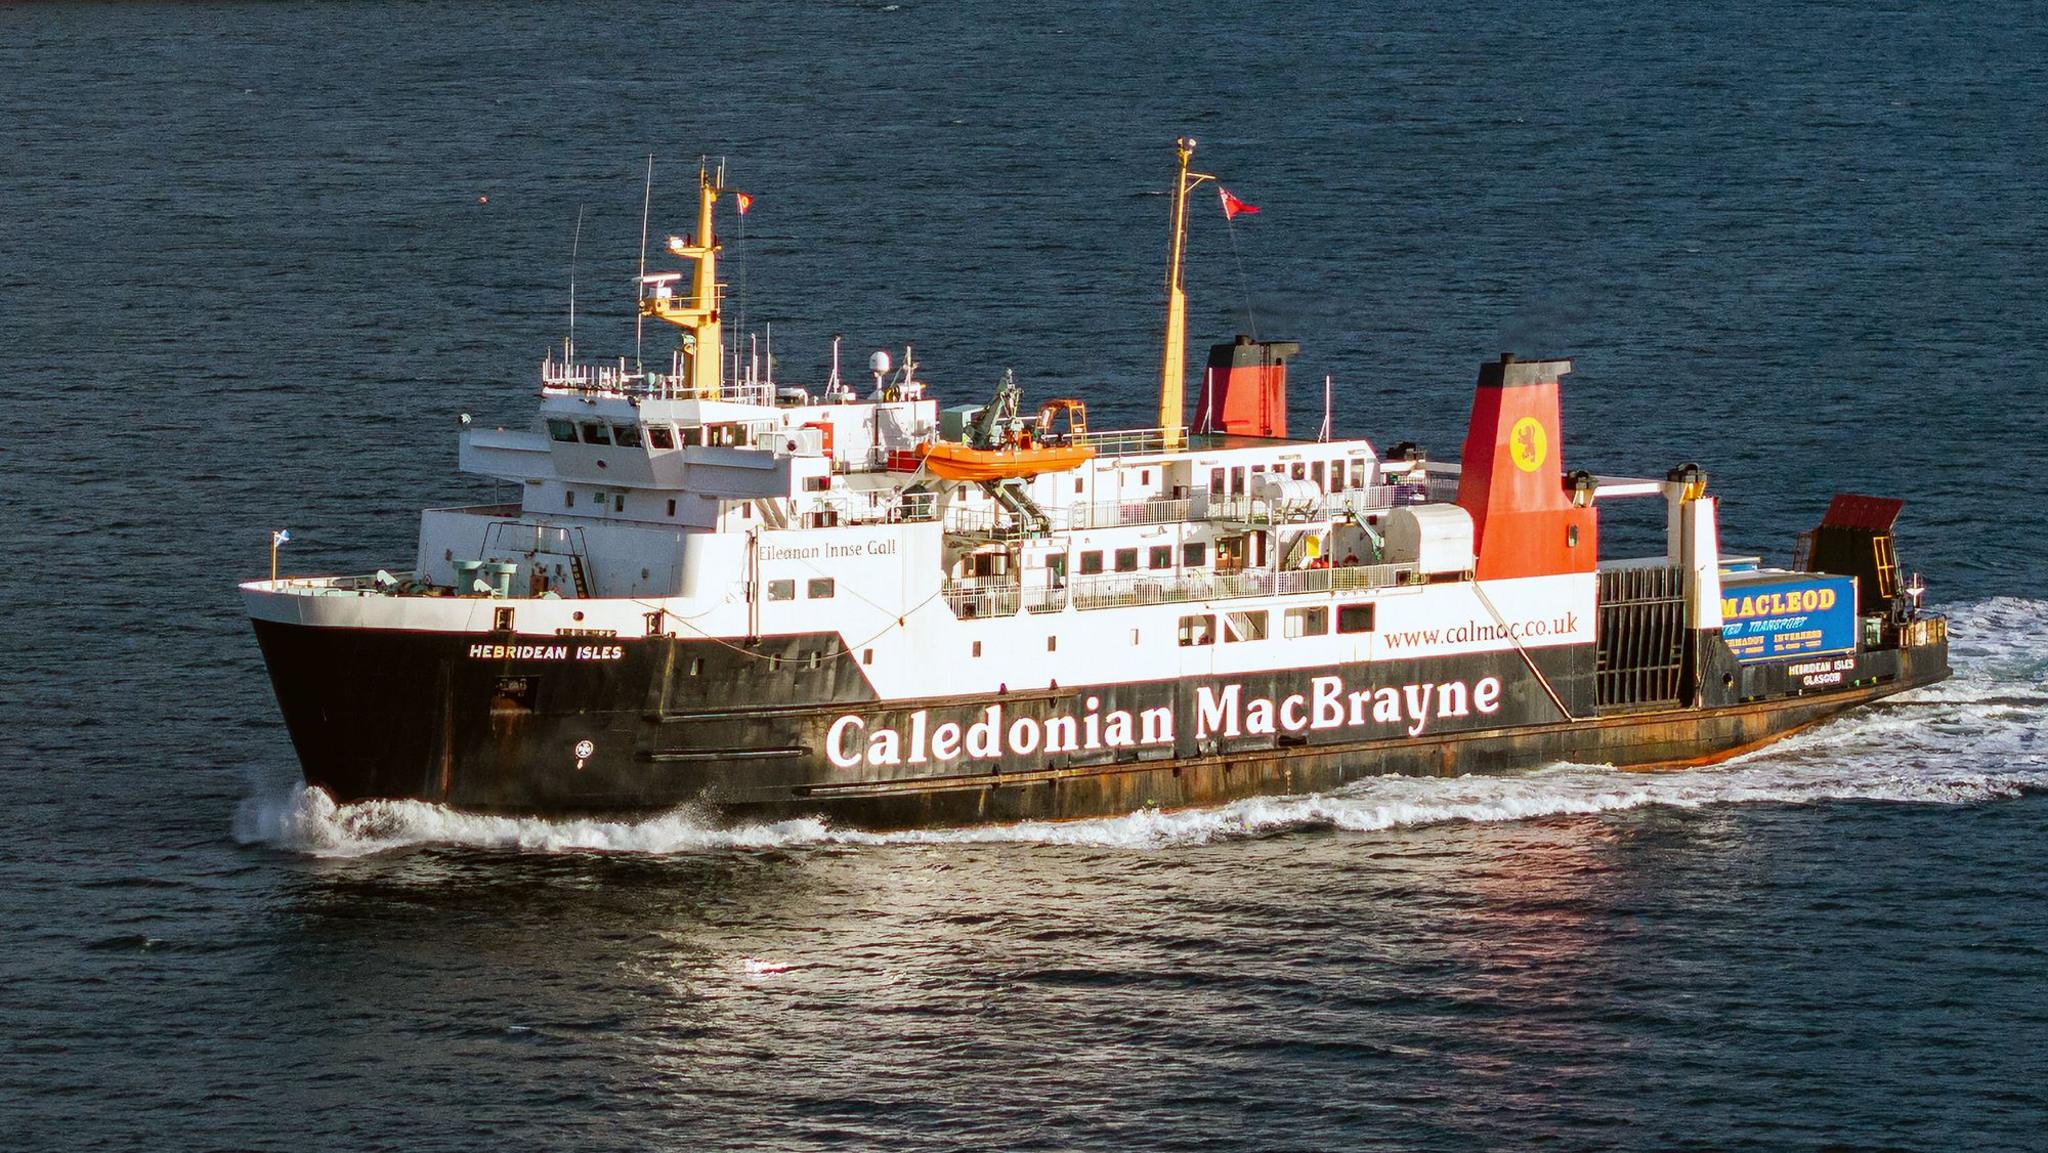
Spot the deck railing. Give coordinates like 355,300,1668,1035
941,577,1021,619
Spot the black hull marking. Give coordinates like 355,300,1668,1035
250,620,1950,828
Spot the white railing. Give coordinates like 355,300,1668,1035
1065,562,1413,611
1073,427,1189,457
539,356,776,407
1068,497,1194,530
942,577,1020,619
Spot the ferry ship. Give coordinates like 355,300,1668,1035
242,142,1951,829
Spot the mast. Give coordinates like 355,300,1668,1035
1158,137,1212,451
643,161,725,397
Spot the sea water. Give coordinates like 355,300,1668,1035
3,2,2044,1148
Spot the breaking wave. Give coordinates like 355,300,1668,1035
236,597,2048,858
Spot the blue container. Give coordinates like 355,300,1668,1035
1719,573,1858,663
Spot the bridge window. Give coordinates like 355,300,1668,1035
1177,614,1214,647
579,422,611,445
1285,606,1329,638
1078,550,1104,576
767,579,795,601
1229,468,1246,496
1209,469,1225,497
1337,604,1377,634
612,424,643,447
1149,545,1172,569
647,425,676,450
1114,548,1139,573
807,577,835,599
547,419,577,443
680,426,705,447
1312,461,1326,487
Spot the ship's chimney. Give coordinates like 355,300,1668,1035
1197,335,1299,438
1454,353,1598,580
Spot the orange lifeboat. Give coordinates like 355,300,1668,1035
917,440,1095,481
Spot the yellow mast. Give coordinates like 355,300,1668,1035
1159,137,1212,451
643,162,725,397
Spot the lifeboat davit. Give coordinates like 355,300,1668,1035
917,441,1095,481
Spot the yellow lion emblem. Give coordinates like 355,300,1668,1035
1509,417,1547,473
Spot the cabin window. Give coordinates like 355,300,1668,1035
807,577,835,599
767,579,795,601
1209,469,1225,497
564,490,575,508
1139,469,1151,485
1078,550,1104,576
1291,462,1306,480
680,426,705,447
1047,636,1058,652
1182,542,1207,568
1350,461,1368,490
1074,478,1085,494
863,648,873,665
1337,604,1377,634
1285,606,1329,638
613,494,624,512
579,422,611,445
1230,468,1246,496
647,425,676,450
972,641,982,658
1114,548,1139,573
612,423,643,447
1148,545,1173,570
547,419,578,443
1177,613,1215,647
1223,611,1268,643
666,498,677,517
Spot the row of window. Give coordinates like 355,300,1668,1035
766,577,836,601
1076,542,1207,576
1177,603,1376,646
546,419,750,451
1209,457,1371,497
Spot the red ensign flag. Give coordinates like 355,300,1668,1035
736,192,754,216
1219,188,1259,220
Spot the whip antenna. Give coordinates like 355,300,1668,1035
635,154,653,372
568,205,586,364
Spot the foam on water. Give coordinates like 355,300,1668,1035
236,598,2048,858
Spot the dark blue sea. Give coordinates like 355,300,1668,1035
5,2,2046,1149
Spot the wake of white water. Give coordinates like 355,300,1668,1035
235,598,2048,858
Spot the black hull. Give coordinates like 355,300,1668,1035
252,620,1950,830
